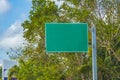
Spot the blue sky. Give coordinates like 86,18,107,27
0,0,32,64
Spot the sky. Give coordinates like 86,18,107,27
0,0,32,65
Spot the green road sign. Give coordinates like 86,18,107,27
45,23,88,52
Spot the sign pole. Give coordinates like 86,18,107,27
92,27,97,80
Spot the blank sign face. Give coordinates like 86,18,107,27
45,23,88,52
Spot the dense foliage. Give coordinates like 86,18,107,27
8,0,120,80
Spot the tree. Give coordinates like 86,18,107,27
8,0,120,80
8,65,18,80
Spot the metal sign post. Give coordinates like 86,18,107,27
92,27,97,80
45,23,97,79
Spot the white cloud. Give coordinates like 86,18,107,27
0,21,26,50
0,0,10,14
0,63,2,66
